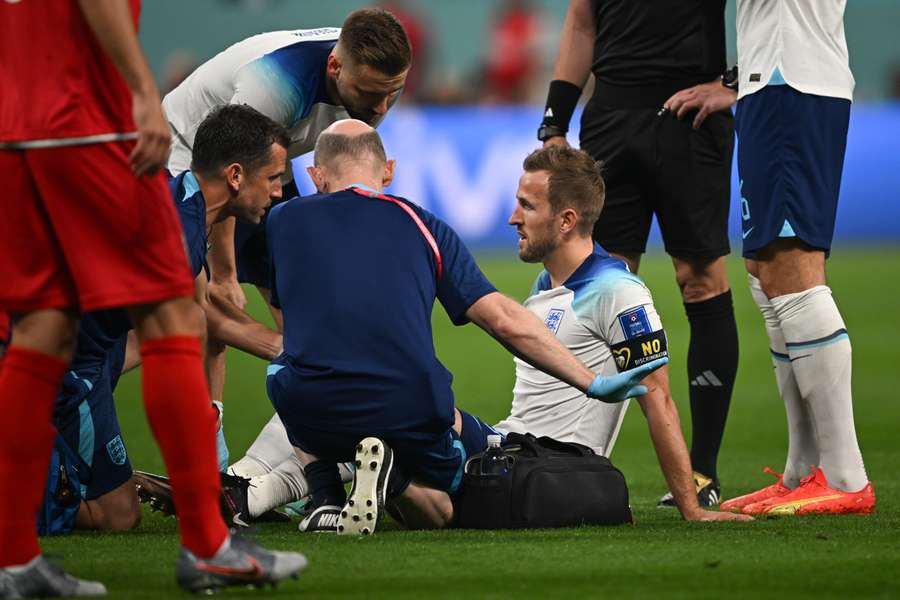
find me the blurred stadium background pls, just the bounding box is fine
[139,0,900,250]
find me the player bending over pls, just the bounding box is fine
[263,119,665,534]
[162,10,411,465]
[35,105,292,537]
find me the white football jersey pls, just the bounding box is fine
[736,0,853,101]
[494,246,666,456]
[163,28,390,178]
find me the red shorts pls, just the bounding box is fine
[0,142,194,313]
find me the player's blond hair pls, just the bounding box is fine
[340,8,412,75]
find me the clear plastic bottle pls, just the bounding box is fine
[479,434,509,476]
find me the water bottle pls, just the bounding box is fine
[479,434,509,476]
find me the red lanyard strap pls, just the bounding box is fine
[350,187,443,282]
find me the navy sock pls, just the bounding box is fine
[685,290,738,480]
[304,460,346,508]
[457,409,500,456]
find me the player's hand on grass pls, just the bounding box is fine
[130,88,171,176]
[209,277,247,311]
[586,357,668,403]
[663,80,737,130]
[687,509,754,523]
[542,135,570,149]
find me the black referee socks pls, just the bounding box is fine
[684,290,739,481]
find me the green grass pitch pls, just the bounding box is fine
[42,247,900,598]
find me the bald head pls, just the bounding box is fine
[313,119,387,177]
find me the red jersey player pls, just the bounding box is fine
[0,1,305,596]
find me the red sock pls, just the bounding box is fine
[140,336,227,558]
[0,347,67,566]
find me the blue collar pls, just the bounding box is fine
[345,183,381,195]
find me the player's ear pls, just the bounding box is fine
[382,159,395,188]
[326,51,342,80]
[306,165,327,193]
[559,208,578,235]
[224,163,242,192]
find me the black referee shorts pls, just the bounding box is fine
[580,105,734,259]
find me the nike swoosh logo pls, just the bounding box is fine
[232,512,249,527]
[789,354,812,362]
[742,227,754,239]
[195,556,263,580]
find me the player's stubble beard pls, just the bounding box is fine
[518,223,559,263]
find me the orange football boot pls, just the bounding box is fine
[743,466,875,516]
[720,467,790,513]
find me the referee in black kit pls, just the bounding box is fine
[538,0,740,507]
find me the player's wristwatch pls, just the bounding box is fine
[722,66,739,92]
[537,124,567,142]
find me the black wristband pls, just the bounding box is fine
[541,80,582,131]
[722,65,739,92]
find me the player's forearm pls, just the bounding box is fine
[208,217,239,281]
[552,0,596,87]
[637,379,703,520]
[76,0,157,96]
[205,303,282,361]
[470,293,595,392]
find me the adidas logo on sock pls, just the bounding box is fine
[544,107,554,118]
[690,370,722,387]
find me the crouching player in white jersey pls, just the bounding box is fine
[494,146,749,522]
[717,0,874,516]
[162,8,411,473]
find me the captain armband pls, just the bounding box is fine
[609,330,668,373]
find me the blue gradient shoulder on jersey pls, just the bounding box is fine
[170,171,208,277]
[530,270,552,296]
[567,244,643,320]
[245,39,337,126]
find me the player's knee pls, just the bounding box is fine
[104,504,142,531]
[131,296,206,340]
[434,499,454,528]
[673,258,728,303]
[100,488,142,531]
[10,309,79,361]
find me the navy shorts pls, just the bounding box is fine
[735,85,850,258]
[55,334,131,500]
[581,105,734,259]
[267,363,499,493]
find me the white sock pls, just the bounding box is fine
[338,462,354,483]
[771,285,867,492]
[749,275,816,487]
[228,413,295,478]
[247,454,309,518]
